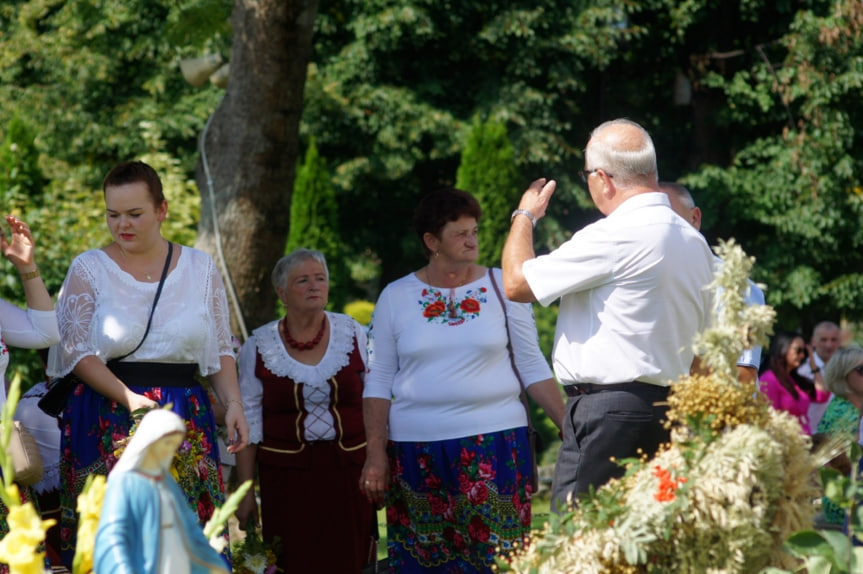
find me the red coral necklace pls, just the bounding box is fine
[282,317,326,350]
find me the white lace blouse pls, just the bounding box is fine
[238,312,368,444]
[46,246,233,378]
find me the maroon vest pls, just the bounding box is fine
[256,336,367,469]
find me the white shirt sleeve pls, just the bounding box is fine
[238,336,264,445]
[0,299,59,349]
[522,224,616,307]
[506,298,554,386]
[363,286,396,400]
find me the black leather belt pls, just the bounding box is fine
[563,382,666,396]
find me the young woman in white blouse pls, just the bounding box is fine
[46,161,248,566]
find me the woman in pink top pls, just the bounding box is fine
[759,331,830,433]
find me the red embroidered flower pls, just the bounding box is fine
[460,298,480,313]
[425,473,442,490]
[466,481,489,505]
[423,301,446,318]
[468,515,491,542]
[459,448,476,467]
[429,493,448,515]
[477,460,495,480]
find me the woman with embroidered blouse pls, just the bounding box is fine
[46,161,248,566]
[235,248,374,573]
[360,188,565,573]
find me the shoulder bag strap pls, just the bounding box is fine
[487,268,534,433]
[113,241,174,362]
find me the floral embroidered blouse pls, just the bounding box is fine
[364,267,552,442]
[46,246,233,378]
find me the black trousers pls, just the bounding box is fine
[551,383,670,512]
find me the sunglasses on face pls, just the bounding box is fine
[790,346,806,354]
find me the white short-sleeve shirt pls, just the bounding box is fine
[523,192,714,386]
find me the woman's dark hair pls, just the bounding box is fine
[767,331,815,400]
[103,161,165,206]
[413,188,482,258]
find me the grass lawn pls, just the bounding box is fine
[374,490,553,561]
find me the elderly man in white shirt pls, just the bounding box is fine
[502,119,715,511]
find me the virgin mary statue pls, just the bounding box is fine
[93,409,228,574]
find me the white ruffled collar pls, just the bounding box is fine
[253,311,356,389]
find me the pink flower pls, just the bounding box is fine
[466,481,489,505]
[477,460,495,480]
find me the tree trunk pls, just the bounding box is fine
[195,0,318,339]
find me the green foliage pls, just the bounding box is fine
[287,138,350,311]
[0,115,45,210]
[680,0,863,329]
[455,116,521,267]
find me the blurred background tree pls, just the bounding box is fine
[455,116,522,268]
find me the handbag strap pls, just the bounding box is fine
[113,241,174,362]
[487,268,535,433]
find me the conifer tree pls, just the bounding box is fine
[455,117,521,267]
[287,138,348,310]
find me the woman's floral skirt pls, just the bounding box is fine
[386,427,532,573]
[58,380,224,566]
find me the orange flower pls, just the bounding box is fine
[424,301,446,318]
[653,464,687,503]
[460,298,480,313]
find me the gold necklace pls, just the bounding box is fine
[119,241,166,281]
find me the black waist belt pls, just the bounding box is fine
[107,361,199,388]
[564,382,668,396]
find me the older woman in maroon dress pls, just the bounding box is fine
[235,248,374,573]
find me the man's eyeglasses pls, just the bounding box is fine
[578,169,613,183]
[850,365,863,376]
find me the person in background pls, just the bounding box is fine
[659,182,765,382]
[502,119,714,511]
[362,188,564,572]
[759,331,828,434]
[0,215,60,574]
[799,321,842,431]
[236,249,375,574]
[46,160,248,565]
[813,346,863,528]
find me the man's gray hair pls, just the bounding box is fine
[823,345,863,399]
[585,118,657,188]
[271,248,330,291]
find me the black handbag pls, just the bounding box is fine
[487,268,541,492]
[38,243,173,417]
